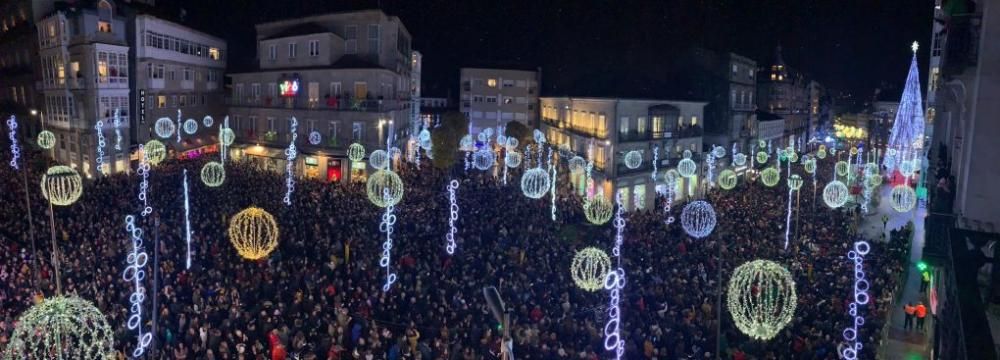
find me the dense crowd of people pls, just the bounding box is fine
[0,144,909,359]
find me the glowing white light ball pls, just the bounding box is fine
[788,174,803,191]
[37,130,56,149]
[836,161,849,177]
[144,139,167,165]
[584,195,614,225]
[309,131,322,145]
[817,148,827,159]
[220,128,235,146]
[521,167,551,199]
[569,156,586,174]
[677,158,697,178]
[681,200,716,238]
[348,143,366,162]
[507,137,519,148]
[369,149,389,170]
[40,165,83,206]
[683,149,693,159]
[203,115,214,127]
[713,146,726,158]
[183,119,198,134]
[733,153,747,166]
[718,169,737,190]
[366,170,404,207]
[154,117,175,138]
[4,295,115,360]
[418,129,432,150]
[533,129,546,143]
[899,160,915,177]
[473,149,496,170]
[505,151,522,168]
[756,151,769,164]
[823,180,850,208]
[804,158,817,174]
[761,167,780,187]
[201,161,225,187]
[228,207,280,260]
[571,247,611,292]
[460,134,474,150]
[890,185,917,212]
[624,150,642,169]
[727,259,797,341]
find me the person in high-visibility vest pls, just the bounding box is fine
[915,301,928,332]
[903,302,915,331]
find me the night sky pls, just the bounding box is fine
[165,0,933,103]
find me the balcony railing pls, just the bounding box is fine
[618,125,702,142]
[229,97,408,113]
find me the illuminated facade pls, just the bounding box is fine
[460,67,540,133]
[757,45,810,147]
[228,10,414,183]
[539,97,706,211]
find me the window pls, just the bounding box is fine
[367,24,380,55]
[732,64,738,74]
[354,82,367,99]
[330,82,342,97]
[168,67,175,80]
[209,47,220,60]
[156,95,166,108]
[652,116,664,136]
[487,78,497,88]
[267,83,277,98]
[251,83,261,100]
[691,116,698,126]
[267,117,276,132]
[147,63,164,79]
[352,122,363,141]
[633,185,646,210]
[345,25,358,54]
[268,44,276,60]
[731,90,737,105]
[288,42,297,58]
[619,117,629,136]
[503,79,514,88]
[309,40,319,57]
[207,70,217,83]
[183,67,191,81]
[503,97,513,104]
[637,116,646,135]
[307,119,316,132]
[329,121,339,142]
[308,82,319,106]
[179,94,187,107]
[486,96,497,103]
[473,95,483,103]
[97,0,112,32]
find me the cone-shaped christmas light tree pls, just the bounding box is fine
[884,42,926,172]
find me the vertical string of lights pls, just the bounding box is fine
[175,109,182,143]
[445,180,459,254]
[548,146,556,221]
[663,176,675,225]
[604,192,626,359]
[861,149,872,214]
[123,215,152,357]
[283,117,298,206]
[651,146,659,181]
[182,169,193,269]
[706,152,716,186]
[784,160,793,249]
[114,108,122,151]
[840,240,870,360]
[221,116,229,165]
[95,120,106,175]
[379,188,398,291]
[6,115,20,170]
[137,144,152,217]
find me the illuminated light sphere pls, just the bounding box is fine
[37,130,56,149]
[664,169,680,183]
[505,151,522,168]
[558,143,573,158]
[369,149,389,170]
[227,207,280,260]
[787,174,804,191]
[733,153,747,166]
[418,129,432,150]
[200,161,225,187]
[459,134,474,150]
[366,170,404,207]
[683,149,693,159]
[713,146,726,158]
[823,180,850,208]
[804,158,817,174]
[681,200,717,239]
[819,144,827,152]
[817,148,827,159]
[3,295,115,360]
[144,139,167,165]
[777,149,788,162]
[761,167,780,187]
[496,134,507,147]
[221,128,235,146]
[40,165,83,206]
[864,163,879,178]
[477,132,488,143]
[727,259,797,341]
[850,147,859,156]
[571,247,612,292]
[759,140,767,149]
[389,147,402,161]
[154,117,175,138]
[348,143,366,162]
[890,185,917,212]
[677,158,697,178]
[507,137,519,148]
[183,118,198,134]
[584,195,614,225]
[203,115,214,127]
[308,131,322,145]
[472,149,496,170]
[865,174,883,188]
[520,167,551,199]
[533,129,546,143]
[835,161,849,177]
[718,169,737,190]
[569,156,586,174]
[888,148,897,156]
[624,150,642,169]
[787,151,799,163]
[899,160,915,177]
[483,127,494,138]
[756,151,769,164]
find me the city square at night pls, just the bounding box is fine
[0,0,996,359]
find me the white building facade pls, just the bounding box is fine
[460,67,539,133]
[540,97,706,211]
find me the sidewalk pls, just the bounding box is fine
[867,186,932,359]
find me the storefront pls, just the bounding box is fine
[178,144,220,160]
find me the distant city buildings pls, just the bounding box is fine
[0,0,45,135]
[227,9,415,182]
[757,45,810,148]
[539,97,706,211]
[681,48,758,153]
[460,67,539,133]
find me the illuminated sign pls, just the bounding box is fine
[279,79,300,97]
[139,89,146,123]
[305,157,318,166]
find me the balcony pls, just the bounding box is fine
[618,125,702,142]
[229,97,408,113]
[942,14,982,79]
[150,78,165,89]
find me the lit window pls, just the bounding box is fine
[487,78,497,88]
[777,75,783,81]
[156,95,166,108]
[208,47,220,60]
[691,116,698,126]
[770,73,776,81]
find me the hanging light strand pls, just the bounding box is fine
[840,241,871,360]
[114,108,122,151]
[283,117,298,206]
[446,180,459,254]
[604,192,626,359]
[95,120,106,174]
[123,215,153,357]
[7,115,19,170]
[379,188,398,291]
[137,144,152,217]
[183,169,193,269]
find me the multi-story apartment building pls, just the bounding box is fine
[228,10,414,182]
[870,98,899,149]
[757,46,810,148]
[0,0,48,135]
[460,67,539,133]
[36,0,131,177]
[540,97,706,211]
[754,110,785,145]
[680,48,757,152]
[130,14,226,157]
[421,97,449,109]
